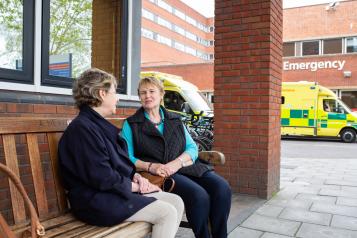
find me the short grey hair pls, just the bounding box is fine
[72,68,117,108]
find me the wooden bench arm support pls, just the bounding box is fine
[198,151,225,165]
[0,163,45,238]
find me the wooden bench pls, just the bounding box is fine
[0,117,225,238]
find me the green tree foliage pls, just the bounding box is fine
[0,0,92,77]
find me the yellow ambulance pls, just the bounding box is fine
[281,81,357,142]
[140,71,213,116]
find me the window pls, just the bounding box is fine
[323,99,347,114]
[42,0,93,87]
[283,42,295,57]
[158,0,172,13]
[209,40,214,46]
[209,26,214,32]
[173,9,185,20]
[174,25,185,36]
[164,90,186,112]
[302,41,320,56]
[341,91,357,111]
[174,41,185,52]
[142,9,154,21]
[157,34,171,47]
[142,28,154,40]
[186,31,196,41]
[42,0,128,92]
[157,17,172,29]
[346,37,357,53]
[186,16,197,26]
[323,38,342,54]
[209,54,214,60]
[185,46,196,56]
[0,0,34,84]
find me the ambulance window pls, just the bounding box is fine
[164,91,186,111]
[324,99,345,114]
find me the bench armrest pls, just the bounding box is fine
[198,151,225,166]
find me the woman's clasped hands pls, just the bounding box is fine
[132,173,161,194]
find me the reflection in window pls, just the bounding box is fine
[323,38,342,54]
[49,0,92,78]
[341,91,357,111]
[346,37,357,53]
[185,46,196,56]
[173,8,185,20]
[0,0,23,70]
[174,41,185,51]
[283,42,295,57]
[302,41,319,56]
[174,25,185,36]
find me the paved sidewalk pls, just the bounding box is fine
[230,157,357,238]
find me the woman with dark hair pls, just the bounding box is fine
[58,68,184,238]
[121,76,232,238]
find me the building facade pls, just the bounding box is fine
[140,0,214,67]
[283,0,357,110]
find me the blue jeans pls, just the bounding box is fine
[171,171,231,238]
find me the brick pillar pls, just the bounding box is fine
[214,0,282,199]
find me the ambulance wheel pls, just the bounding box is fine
[341,128,356,143]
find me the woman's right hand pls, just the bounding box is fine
[149,163,170,177]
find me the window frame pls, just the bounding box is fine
[302,40,320,56]
[346,36,357,54]
[41,0,129,93]
[0,0,34,84]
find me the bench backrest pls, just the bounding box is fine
[0,117,124,226]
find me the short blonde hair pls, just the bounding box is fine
[138,77,164,95]
[72,68,117,108]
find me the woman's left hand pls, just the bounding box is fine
[133,173,150,192]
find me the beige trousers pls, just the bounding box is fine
[125,191,184,238]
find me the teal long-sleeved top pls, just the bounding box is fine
[121,108,198,164]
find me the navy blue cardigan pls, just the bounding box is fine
[58,105,155,226]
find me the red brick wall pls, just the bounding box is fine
[283,0,357,41]
[142,63,214,91]
[214,0,282,199]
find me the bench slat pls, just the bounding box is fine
[0,118,70,134]
[52,225,100,238]
[47,133,67,213]
[3,134,27,223]
[26,134,49,217]
[43,220,87,238]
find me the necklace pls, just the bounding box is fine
[152,119,163,126]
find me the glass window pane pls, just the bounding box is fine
[346,37,357,53]
[158,0,172,13]
[49,0,92,78]
[341,91,357,111]
[323,38,342,54]
[142,28,154,40]
[174,9,185,20]
[174,41,185,51]
[174,25,185,35]
[157,34,171,47]
[186,16,196,26]
[186,31,196,41]
[142,9,154,21]
[302,41,319,56]
[157,17,171,29]
[283,42,295,57]
[0,0,23,70]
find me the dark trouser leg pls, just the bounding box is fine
[189,171,232,238]
[171,173,210,238]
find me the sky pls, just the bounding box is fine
[180,0,347,17]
